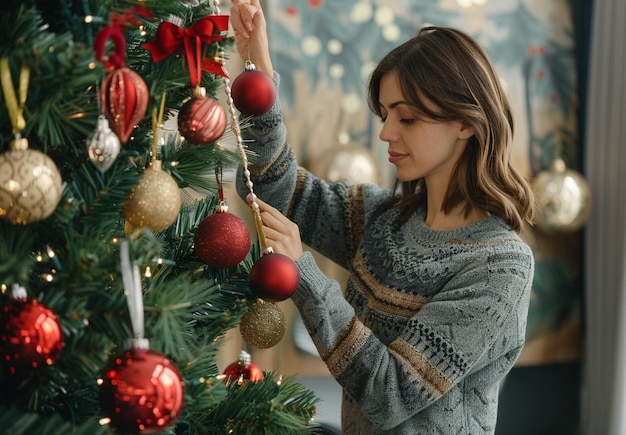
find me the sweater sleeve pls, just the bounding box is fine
[235,73,297,215]
[293,240,534,430]
[235,74,388,268]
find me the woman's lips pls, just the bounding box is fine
[388,152,408,164]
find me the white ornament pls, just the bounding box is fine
[88,115,121,172]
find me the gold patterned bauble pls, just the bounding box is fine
[0,138,63,225]
[123,161,182,232]
[532,158,592,233]
[239,299,286,349]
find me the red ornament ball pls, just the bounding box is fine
[99,347,184,434]
[178,94,227,145]
[0,297,63,374]
[195,211,251,269]
[223,350,264,387]
[101,67,149,144]
[249,253,300,302]
[231,70,276,116]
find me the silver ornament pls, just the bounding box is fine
[532,157,592,233]
[88,115,121,172]
[310,146,379,185]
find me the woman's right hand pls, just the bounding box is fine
[229,0,274,77]
[247,195,304,262]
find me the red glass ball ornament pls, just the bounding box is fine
[0,297,63,374]
[194,211,251,269]
[178,94,227,145]
[231,70,276,116]
[101,67,149,144]
[99,347,184,434]
[249,253,300,302]
[223,350,264,386]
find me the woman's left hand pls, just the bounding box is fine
[249,195,303,261]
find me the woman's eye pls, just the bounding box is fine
[400,118,415,125]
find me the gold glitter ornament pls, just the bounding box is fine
[239,299,286,349]
[0,137,63,225]
[123,160,182,232]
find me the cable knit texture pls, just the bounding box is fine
[236,74,534,434]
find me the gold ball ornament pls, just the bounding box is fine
[239,299,286,349]
[0,138,63,225]
[123,161,182,232]
[532,158,592,233]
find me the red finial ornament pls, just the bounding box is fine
[94,26,149,143]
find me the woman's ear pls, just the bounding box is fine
[457,122,475,140]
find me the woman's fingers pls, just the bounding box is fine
[230,1,258,36]
[248,196,303,260]
[229,0,273,75]
[253,197,288,229]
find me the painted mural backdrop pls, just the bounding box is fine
[266,0,581,365]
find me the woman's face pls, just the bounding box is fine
[378,71,473,186]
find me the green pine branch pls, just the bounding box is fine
[201,373,321,435]
[0,1,320,433]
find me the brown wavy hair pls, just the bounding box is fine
[367,26,534,232]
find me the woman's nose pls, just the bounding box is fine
[379,120,394,142]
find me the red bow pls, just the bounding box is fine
[143,15,229,85]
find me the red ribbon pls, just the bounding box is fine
[94,7,154,71]
[94,26,127,70]
[110,6,153,30]
[143,15,229,85]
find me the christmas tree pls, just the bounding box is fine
[0,0,318,433]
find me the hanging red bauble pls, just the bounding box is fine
[249,253,300,302]
[231,68,276,116]
[94,26,149,144]
[99,346,184,434]
[100,67,149,144]
[0,296,63,374]
[223,350,264,387]
[178,87,227,145]
[194,208,251,269]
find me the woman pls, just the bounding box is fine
[230,1,535,433]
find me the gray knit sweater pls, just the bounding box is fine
[236,76,534,435]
